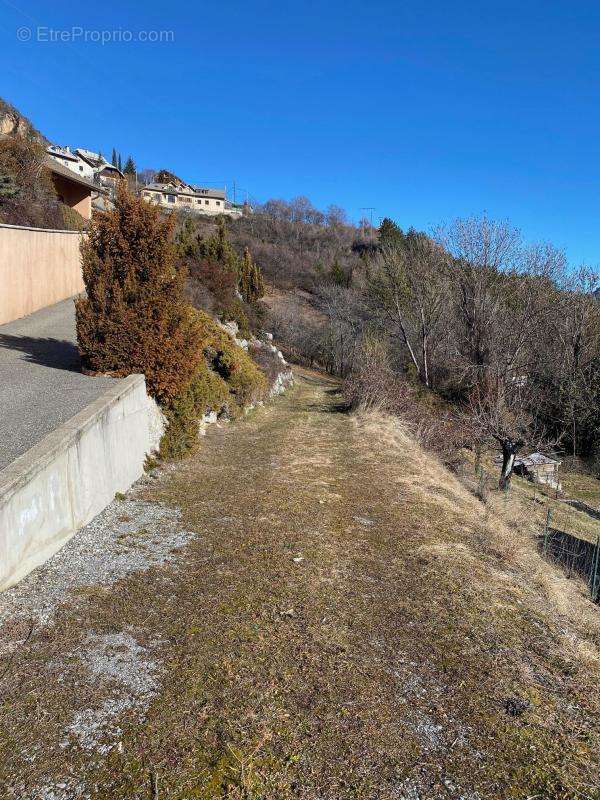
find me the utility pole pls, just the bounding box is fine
[359,207,375,239]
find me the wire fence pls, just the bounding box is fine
[473,463,600,604]
[540,508,600,603]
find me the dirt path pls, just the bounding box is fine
[1,369,599,799]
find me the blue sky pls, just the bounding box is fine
[1,1,600,264]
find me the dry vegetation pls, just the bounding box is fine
[1,369,599,799]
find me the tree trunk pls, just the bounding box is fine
[498,438,521,491]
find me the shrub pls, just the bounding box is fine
[159,311,268,459]
[194,309,268,414]
[75,182,204,405]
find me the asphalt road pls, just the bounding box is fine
[0,299,117,471]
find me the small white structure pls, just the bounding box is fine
[513,452,561,491]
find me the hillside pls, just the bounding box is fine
[1,369,599,798]
[0,98,48,142]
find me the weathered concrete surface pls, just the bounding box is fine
[0,298,118,470]
[0,375,158,591]
[0,223,84,325]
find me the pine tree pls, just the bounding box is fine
[75,182,203,405]
[111,147,118,167]
[378,217,405,249]
[118,153,122,172]
[123,156,136,175]
[0,173,18,198]
[238,247,265,304]
[329,259,348,287]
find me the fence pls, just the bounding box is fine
[0,223,84,324]
[540,508,600,603]
[474,462,600,604]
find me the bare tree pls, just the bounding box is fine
[369,233,449,387]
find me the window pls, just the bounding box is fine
[205,200,209,205]
[167,194,176,203]
[79,166,84,171]
[216,200,221,206]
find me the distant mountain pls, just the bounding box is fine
[0,97,48,143]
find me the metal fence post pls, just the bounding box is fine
[590,536,600,603]
[543,508,552,556]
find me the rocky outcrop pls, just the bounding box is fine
[0,98,48,142]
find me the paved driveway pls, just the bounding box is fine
[0,299,118,471]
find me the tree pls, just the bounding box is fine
[378,217,405,249]
[369,232,448,387]
[123,156,136,175]
[466,377,549,491]
[118,153,122,172]
[238,247,265,305]
[111,147,118,168]
[75,182,203,405]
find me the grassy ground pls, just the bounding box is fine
[474,455,600,545]
[1,368,600,799]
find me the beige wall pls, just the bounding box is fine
[0,224,84,325]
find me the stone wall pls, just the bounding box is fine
[0,223,84,325]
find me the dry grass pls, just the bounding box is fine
[1,368,599,799]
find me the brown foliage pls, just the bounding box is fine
[75,182,203,405]
[0,136,80,229]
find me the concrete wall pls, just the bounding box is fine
[0,224,84,325]
[0,375,162,592]
[51,174,92,220]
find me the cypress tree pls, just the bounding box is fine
[111,147,118,167]
[75,182,203,405]
[239,247,265,304]
[118,153,122,172]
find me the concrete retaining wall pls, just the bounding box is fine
[0,223,84,325]
[0,375,161,591]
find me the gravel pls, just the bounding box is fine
[0,486,196,632]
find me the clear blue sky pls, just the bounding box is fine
[1,0,600,264]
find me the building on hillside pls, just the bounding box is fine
[141,182,243,217]
[75,149,123,195]
[513,452,561,491]
[45,157,106,220]
[47,146,124,202]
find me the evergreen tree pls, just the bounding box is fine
[123,156,136,175]
[329,259,348,286]
[111,147,118,168]
[0,173,19,199]
[378,217,405,250]
[238,247,265,305]
[118,153,122,172]
[75,182,203,405]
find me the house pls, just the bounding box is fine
[47,146,124,197]
[513,452,561,491]
[141,182,242,217]
[47,145,94,179]
[45,157,106,220]
[75,149,123,195]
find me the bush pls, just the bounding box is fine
[194,310,268,414]
[159,311,268,459]
[75,182,204,406]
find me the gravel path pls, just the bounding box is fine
[0,299,117,469]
